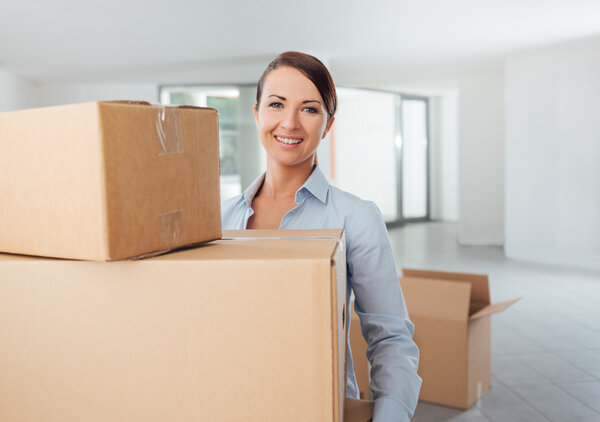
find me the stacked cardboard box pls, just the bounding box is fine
[350,269,518,409]
[0,102,373,421]
[0,101,221,260]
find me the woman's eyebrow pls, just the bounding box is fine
[266,95,321,105]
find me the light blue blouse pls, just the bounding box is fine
[221,165,422,422]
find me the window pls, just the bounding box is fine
[160,86,242,200]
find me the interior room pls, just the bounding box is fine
[1,1,599,421]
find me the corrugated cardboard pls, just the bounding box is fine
[400,268,519,409]
[0,101,221,261]
[0,230,348,422]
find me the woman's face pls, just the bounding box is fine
[254,66,334,168]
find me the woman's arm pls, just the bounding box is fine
[347,201,422,422]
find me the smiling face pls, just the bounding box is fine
[254,66,334,169]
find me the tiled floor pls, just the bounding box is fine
[387,222,600,422]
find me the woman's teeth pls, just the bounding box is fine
[276,136,303,145]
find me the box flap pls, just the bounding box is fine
[469,298,520,320]
[403,268,490,310]
[222,229,345,260]
[399,277,472,321]
[153,239,338,262]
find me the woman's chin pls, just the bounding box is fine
[267,152,316,169]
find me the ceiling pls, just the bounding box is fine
[2,0,600,85]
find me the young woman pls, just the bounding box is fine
[221,51,421,422]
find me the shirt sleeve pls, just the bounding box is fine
[346,201,422,422]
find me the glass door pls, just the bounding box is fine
[399,96,430,221]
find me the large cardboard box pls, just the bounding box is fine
[0,230,352,422]
[0,101,221,261]
[400,269,519,409]
[349,269,518,409]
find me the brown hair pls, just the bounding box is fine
[256,51,337,120]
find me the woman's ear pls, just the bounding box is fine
[322,116,335,139]
[253,104,259,126]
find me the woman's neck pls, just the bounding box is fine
[260,157,315,200]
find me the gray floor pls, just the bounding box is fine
[387,222,600,422]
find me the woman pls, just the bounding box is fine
[222,51,421,422]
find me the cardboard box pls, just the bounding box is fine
[400,269,519,409]
[0,101,221,261]
[349,269,518,409]
[0,230,349,422]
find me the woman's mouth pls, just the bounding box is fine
[276,135,303,145]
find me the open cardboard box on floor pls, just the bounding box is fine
[0,101,221,261]
[402,269,519,409]
[350,268,518,410]
[0,229,372,422]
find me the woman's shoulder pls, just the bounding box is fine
[221,193,245,211]
[327,185,382,220]
[324,186,388,251]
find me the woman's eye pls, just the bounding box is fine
[268,102,283,108]
[303,107,318,113]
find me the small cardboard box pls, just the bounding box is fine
[400,268,519,409]
[0,101,221,261]
[0,230,349,422]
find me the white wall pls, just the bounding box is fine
[333,89,398,221]
[36,83,158,107]
[0,73,157,112]
[505,46,600,270]
[0,69,37,112]
[458,72,505,245]
[429,93,459,221]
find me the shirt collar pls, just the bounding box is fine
[301,165,329,203]
[242,172,265,208]
[241,165,330,208]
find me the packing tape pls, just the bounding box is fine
[155,105,183,155]
[221,235,345,252]
[158,209,184,248]
[476,381,483,407]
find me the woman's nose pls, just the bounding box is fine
[281,109,300,130]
